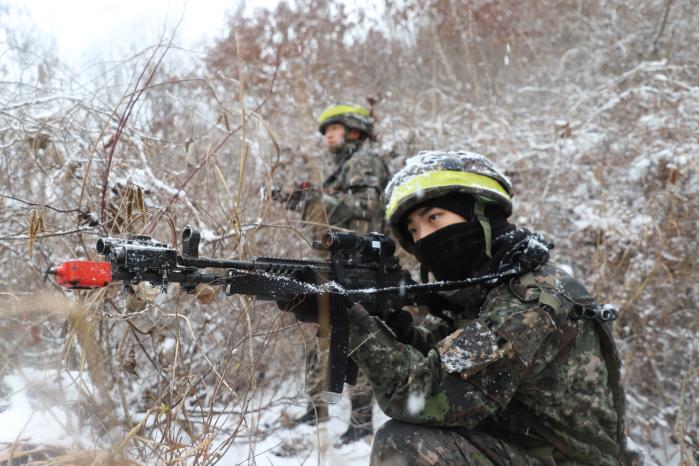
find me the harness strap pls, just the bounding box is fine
[594,320,634,464]
[322,145,359,188]
[474,202,492,258]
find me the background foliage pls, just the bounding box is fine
[0,0,697,463]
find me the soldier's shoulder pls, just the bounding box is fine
[347,144,390,173]
[511,263,597,329]
[530,263,595,306]
[482,263,594,324]
[351,143,384,161]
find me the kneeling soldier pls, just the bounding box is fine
[337,151,640,465]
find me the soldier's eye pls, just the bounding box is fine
[428,213,440,222]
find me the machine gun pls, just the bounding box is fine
[50,226,576,401]
[51,226,408,402]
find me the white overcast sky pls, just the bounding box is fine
[7,0,279,68]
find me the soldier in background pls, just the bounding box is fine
[292,103,390,444]
[317,151,641,464]
[301,103,388,239]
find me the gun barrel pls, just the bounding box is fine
[96,237,125,255]
[96,235,171,256]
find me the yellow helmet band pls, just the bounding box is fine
[318,104,370,124]
[386,170,512,222]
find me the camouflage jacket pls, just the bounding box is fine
[303,141,389,235]
[348,263,633,465]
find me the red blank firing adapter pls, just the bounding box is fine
[53,261,112,289]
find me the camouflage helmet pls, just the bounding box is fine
[318,103,374,138]
[385,150,513,252]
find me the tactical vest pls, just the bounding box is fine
[510,271,642,466]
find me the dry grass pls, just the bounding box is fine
[1,0,698,464]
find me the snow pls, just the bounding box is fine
[216,390,389,465]
[628,155,652,182]
[557,263,575,277]
[0,370,383,464]
[629,214,653,229]
[405,392,425,416]
[161,336,176,353]
[571,204,609,232]
[384,150,512,199]
[2,1,698,462]
[0,369,95,448]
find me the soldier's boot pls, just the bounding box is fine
[337,423,373,445]
[294,403,328,425]
[337,397,373,445]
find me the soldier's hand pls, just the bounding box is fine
[385,309,415,344]
[347,302,372,333]
[276,294,320,323]
[286,189,306,210]
[270,186,286,202]
[270,182,316,210]
[276,266,322,323]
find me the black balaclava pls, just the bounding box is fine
[409,194,513,281]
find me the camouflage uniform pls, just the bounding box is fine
[301,138,390,434]
[348,262,637,465]
[303,140,389,238]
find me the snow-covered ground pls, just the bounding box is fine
[1,1,697,464]
[219,397,380,465]
[0,369,384,464]
[0,368,96,448]
[0,368,685,465]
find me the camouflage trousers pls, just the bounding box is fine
[370,420,546,466]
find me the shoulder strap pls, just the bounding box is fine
[509,272,636,461]
[322,145,358,188]
[593,320,641,465]
[512,273,565,322]
[322,160,349,188]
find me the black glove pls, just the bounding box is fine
[277,294,321,323]
[276,266,356,324]
[278,293,357,324]
[385,309,415,344]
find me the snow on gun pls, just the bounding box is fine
[48,226,407,402]
[48,226,405,307]
[49,230,221,293]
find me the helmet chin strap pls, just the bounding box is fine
[474,201,492,258]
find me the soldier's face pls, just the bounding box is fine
[323,123,345,150]
[406,207,467,243]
